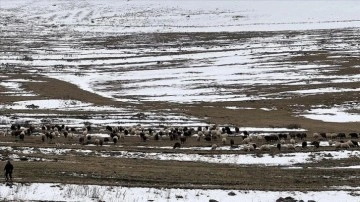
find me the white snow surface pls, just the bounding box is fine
[1,0,360,123]
[1,183,360,202]
[2,0,360,32]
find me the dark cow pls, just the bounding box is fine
[235,127,240,133]
[173,142,181,149]
[320,132,327,139]
[204,135,212,142]
[349,133,358,139]
[351,140,359,147]
[311,141,320,148]
[338,133,346,139]
[302,141,307,148]
[278,133,288,140]
[296,133,307,140]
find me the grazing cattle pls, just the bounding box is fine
[302,141,307,148]
[350,140,359,147]
[311,141,320,148]
[289,132,296,139]
[349,133,358,139]
[337,133,346,139]
[106,125,113,132]
[204,136,212,141]
[224,126,232,134]
[79,136,85,144]
[113,136,118,144]
[183,131,191,137]
[180,136,186,144]
[296,133,307,140]
[139,132,147,142]
[235,127,240,133]
[173,142,181,149]
[320,132,327,139]
[19,132,25,141]
[264,135,279,142]
[278,133,287,140]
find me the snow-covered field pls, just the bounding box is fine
[1,0,360,201]
[1,183,360,202]
[1,0,360,124]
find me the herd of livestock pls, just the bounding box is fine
[0,123,359,151]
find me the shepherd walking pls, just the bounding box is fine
[4,160,13,182]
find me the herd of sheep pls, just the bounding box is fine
[0,123,359,152]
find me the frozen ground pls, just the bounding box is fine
[1,0,360,201]
[1,183,360,202]
[1,0,360,123]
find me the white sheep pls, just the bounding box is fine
[119,133,125,140]
[282,144,296,150]
[242,137,252,144]
[335,141,350,149]
[221,137,227,145]
[243,144,255,151]
[204,130,210,136]
[215,130,222,138]
[259,144,271,151]
[346,140,354,147]
[221,133,228,139]
[94,138,100,146]
[330,133,338,139]
[82,129,88,136]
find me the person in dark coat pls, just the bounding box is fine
[4,160,13,182]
